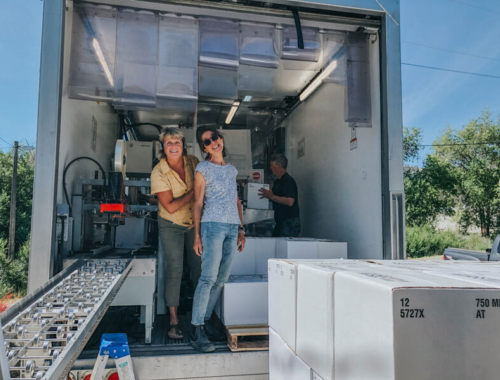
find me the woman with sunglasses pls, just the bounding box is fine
[151,127,200,341]
[189,126,246,352]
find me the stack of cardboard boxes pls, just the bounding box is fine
[268,258,500,380]
[216,238,348,326]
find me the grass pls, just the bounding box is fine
[406,225,493,258]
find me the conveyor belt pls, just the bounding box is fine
[1,259,132,380]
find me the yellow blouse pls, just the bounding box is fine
[150,154,199,228]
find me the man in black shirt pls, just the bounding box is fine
[258,154,301,237]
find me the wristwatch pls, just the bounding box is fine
[238,226,245,235]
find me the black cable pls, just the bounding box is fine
[402,63,500,80]
[445,0,500,16]
[0,136,13,147]
[420,142,500,147]
[402,41,500,63]
[63,157,107,215]
[119,114,128,142]
[291,8,304,50]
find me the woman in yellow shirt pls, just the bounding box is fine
[151,127,200,340]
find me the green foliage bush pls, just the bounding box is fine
[0,237,30,297]
[406,225,493,258]
[0,149,34,297]
[0,150,34,251]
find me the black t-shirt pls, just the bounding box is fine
[272,172,300,224]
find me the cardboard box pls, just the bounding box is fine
[366,260,500,278]
[217,275,268,326]
[269,327,312,380]
[276,238,347,260]
[295,261,372,375]
[268,259,298,351]
[333,270,500,380]
[230,237,256,275]
[312,372,324,380]
[269,259,367,353]
[426,269,500,287]
[231,238,277,275]
[255,238,277,275]
[245,183,270,210]
[317,239,347,259]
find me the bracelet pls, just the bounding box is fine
[238,226,245,235]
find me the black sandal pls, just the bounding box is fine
[168,324,184,340]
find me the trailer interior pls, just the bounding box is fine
[13,0,395,378]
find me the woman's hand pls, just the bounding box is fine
[193,235,203,257]
[237,232,246,252]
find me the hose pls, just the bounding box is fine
[63,157,107,215]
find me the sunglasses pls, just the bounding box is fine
[203,132,220,147]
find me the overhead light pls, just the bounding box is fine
[243,95,253,102]
[299,59,338,102]
[225,101,241,125]
[92,38,114,87]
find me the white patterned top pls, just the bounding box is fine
[195,161,241,225]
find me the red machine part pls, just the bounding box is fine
[100,204,125,214]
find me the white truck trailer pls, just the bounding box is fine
[2,0,404,379]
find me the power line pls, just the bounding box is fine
[401,63,500,80]
[402,41,500,63]
[420,142,500,147]
[446,0,500,16]
[0,136,13,147]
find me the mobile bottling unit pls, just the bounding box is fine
[21,0,403,378]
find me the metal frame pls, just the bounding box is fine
[2,261,86,326]
[378,8,405,259]
[390,191,406,260]
[30,0,403,291]
[0,319,11,380]
[2,260,132,380]
[28,0,66,293]
[79,0,381,30]
[71,179,154,252]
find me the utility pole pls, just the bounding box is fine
[8,141,19,258]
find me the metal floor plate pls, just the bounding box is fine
[78,310,229,359]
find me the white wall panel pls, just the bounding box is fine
[285,39,382,259]
[58,1,118,204]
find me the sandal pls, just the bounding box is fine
[168,324,184,340]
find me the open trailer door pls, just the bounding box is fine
[28,0,404,292]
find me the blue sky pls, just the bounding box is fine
[0,0,499,159]
[0,1,43,150]
[401,0,500,164]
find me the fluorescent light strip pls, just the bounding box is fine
[92,38,114,87]
[225,101,241,125]
[299,60,338,102]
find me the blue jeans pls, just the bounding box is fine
[191,222,239,326]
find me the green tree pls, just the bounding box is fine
[404,156,456,226]
[433,110,500,237]
[403,127,456,226]
[403,126,422,163]
[0,148,35,251]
